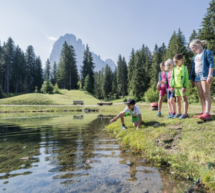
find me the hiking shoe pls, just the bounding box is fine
[179,114,189,119]
[122,125,127,130]
[193,113,204,118]
[172,113,181,119]
[166,113,173,119]
[157,111,162,117]
[166,114,172,119]
[170,113,176,118]
[199,113,212,120]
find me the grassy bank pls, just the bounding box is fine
[105,104,215,191]
[0,90,100,105]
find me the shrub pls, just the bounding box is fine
[53,83,60,94]
[187,94,199,104]
[144,87,159,103]
[41,80,54,94]
[34,86,39,93]
[123,97,127,102]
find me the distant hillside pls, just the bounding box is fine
[49,34,116,72]
[0,90,100,105]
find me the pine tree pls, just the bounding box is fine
[12,46,23,93]
[165,31,178,60]
[51,61,57,85]
[69,45,78,90]
[83,74,90,92]
[35,57,43,91]
[112,67,118,98]
[166,29,191,70]
[127,49,135,95]
[117,55,123,97]
[132,51,145,98]
[103,64,112,98]
[150,45,162,89]
[2,38,15,93]
[81,45,95,94]
[25,45,36,93]
[122,57,128,96]
[57,42,78,90]
[159,43,167,61]
[45,59,51,80]
[189,30,198,42]
[199,0,215,55]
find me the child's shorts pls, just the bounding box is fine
[159,87,167,96]
[124,111,139,122]
[167,90,175,99]
[175,88,187,97]
[195,72,207,82]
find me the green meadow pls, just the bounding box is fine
[106,103,215,191]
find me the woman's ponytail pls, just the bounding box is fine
[200,40,208,46]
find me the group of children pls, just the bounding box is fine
[110,39,214,130]
[157,54,189,119]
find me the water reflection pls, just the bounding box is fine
[0,114,197,193]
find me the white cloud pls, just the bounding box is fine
[47,36,57,41]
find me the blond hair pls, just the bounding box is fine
[189,39,208,49]
[165,59,174,67]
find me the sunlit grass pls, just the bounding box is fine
[105,103,215,191]
[0,90,100,105]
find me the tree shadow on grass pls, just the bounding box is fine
[142,121,166,127]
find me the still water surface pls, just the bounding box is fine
[0,114,199,193]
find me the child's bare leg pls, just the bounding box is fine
[176,96,181,114]
[201,80,212,113]
[133,121,138,127]
[182,96,189,115]
[168,99,172,113]
[158,96,164,111]
[120,114,125,125]
[170,97,176,113]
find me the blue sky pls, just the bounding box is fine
[0,0,211,66]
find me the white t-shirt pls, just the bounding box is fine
[195,50,204,73]
[123,105,141,116]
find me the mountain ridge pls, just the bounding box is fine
[49,33,116,72]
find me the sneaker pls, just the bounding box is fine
[179,114,189,119]
[166,113,173,119]
[170,113,176,118]
[172,113,181,119]
[193,113,204,118]
[122,125,127,130]
[199,113,212,120]
[157,111,162,117]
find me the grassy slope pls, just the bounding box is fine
[0,90,100,105]
[106,103,215,191]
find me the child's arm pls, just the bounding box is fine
[170,69,175,88]
[136,114,142,130]
[183,68,188,88]
[182,68,189,92]
[110,111,125,123]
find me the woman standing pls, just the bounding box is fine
[189,39,215,120]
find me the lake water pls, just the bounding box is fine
[0,113,202,193]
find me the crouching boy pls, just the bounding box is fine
[110,99,142,130]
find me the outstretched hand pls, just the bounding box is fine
[110,118,116,123]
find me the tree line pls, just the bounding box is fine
[0,38,43,93]
[1,0,215,101]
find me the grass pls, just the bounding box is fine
[0,90,100,105]
[105,103,215,192]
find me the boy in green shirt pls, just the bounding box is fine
[170,54,189,119]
